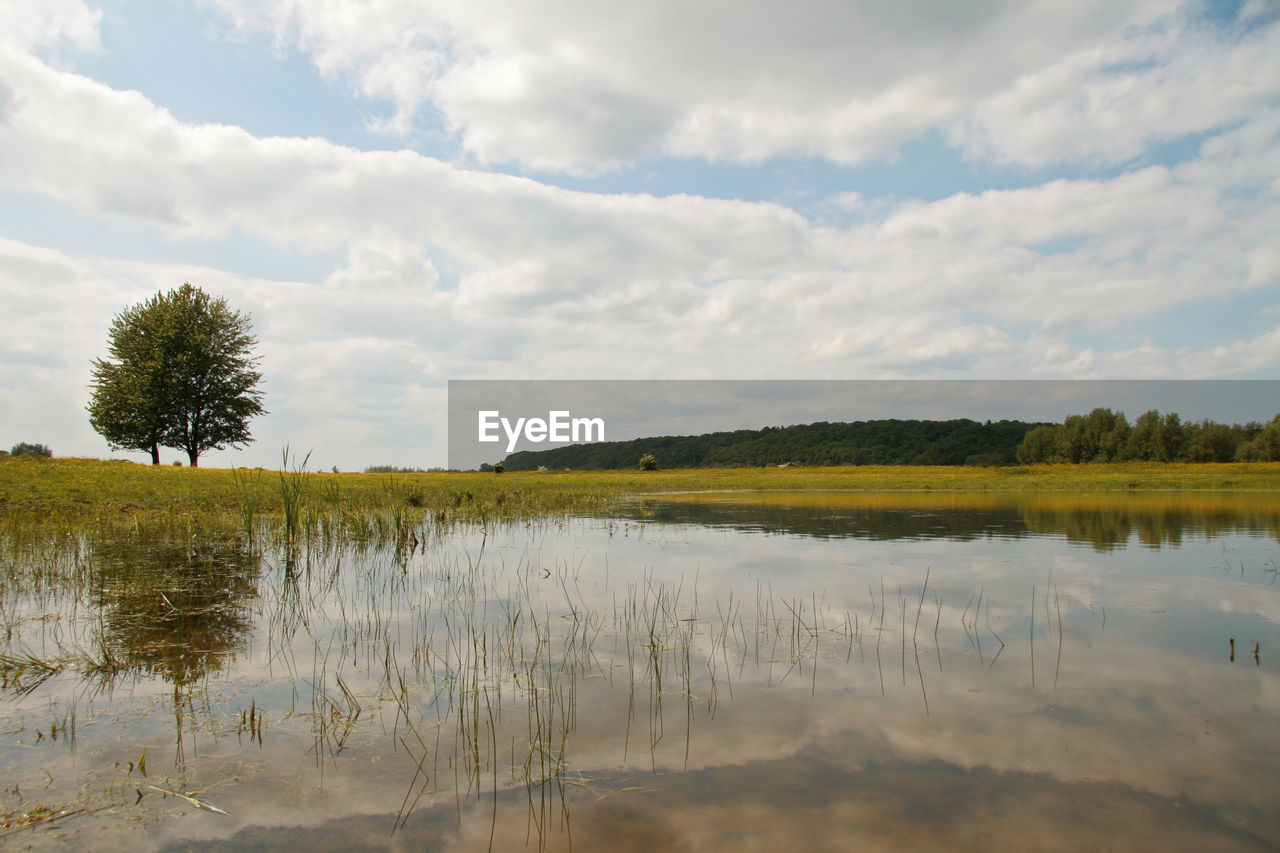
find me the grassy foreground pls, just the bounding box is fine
[3,456,1280,527]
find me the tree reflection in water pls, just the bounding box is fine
[91,534,261,766]
[617,491,1280,550]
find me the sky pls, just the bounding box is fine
[1,0,1278,471]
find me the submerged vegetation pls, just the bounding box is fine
[2,515,1030,844]
[1,456,1278,848]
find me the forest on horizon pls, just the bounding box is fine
[497,409,1280,471]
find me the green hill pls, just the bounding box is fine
[500,418,1047,470]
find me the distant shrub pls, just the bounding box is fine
[10,442,52,458]
[172,459,183,466]
[364,465,426,473]
[638,454,658,471]
[493,462,505,474]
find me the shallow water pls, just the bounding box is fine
[2,492,1279,850]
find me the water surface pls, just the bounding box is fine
[2,492,1278,850]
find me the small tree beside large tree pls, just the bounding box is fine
[88,283,266,467]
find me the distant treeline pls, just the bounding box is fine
[6,442,53,458]
[502,418,1045,470]
[1015,409,1280,463]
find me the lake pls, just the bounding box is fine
[2,491,1278,850]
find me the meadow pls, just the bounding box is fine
[4,455,1280,530]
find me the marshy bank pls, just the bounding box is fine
[2,462,1279,849]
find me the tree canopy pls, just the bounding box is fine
[502,418,1043,470]
[88,283,266,467]
[9,442,52,458]
[500,409,1280,471]
[1014,408,1280,463]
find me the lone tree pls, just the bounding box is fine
[88,283,266,467]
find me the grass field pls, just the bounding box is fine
[3,456,1280,529]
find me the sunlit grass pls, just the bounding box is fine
[2,456,1279,534]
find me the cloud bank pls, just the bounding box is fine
[0,1,1276,468]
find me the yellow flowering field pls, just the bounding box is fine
[3,456,1279,527]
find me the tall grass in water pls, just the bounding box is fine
[230,465,264,540]
[278,447,312,546]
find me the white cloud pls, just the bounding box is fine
[197,0,1277,172]
[0,0,100,55]
[3,213,1274,466]
[952,7,1280,167]
[1,15,1278,466]
[2,44,1275,339]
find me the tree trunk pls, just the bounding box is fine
[150,443,160,465]
[188,448,200,468]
